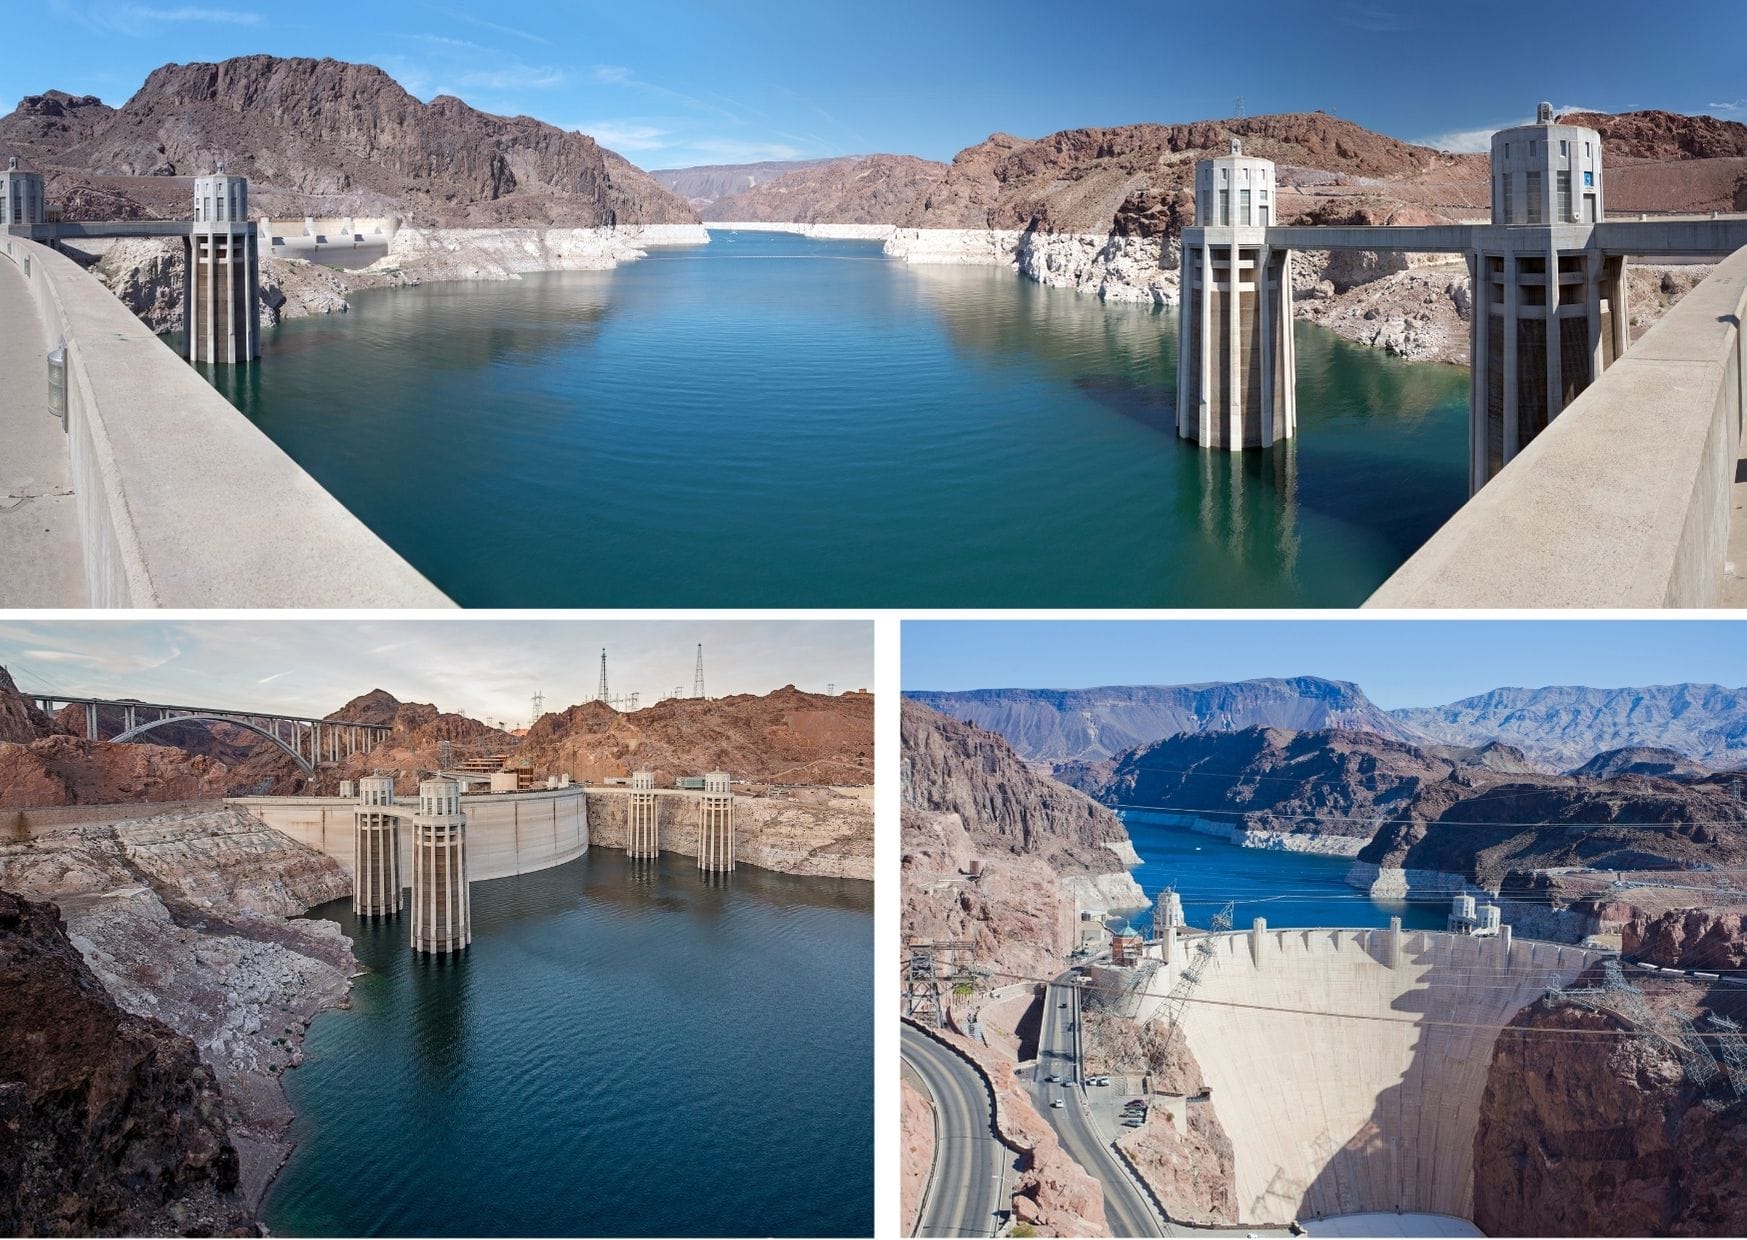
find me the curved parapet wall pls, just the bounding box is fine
[1368,244,1747,608]
[1143,927,1602,1226]
[228,787,586,884]
[0,235,450,607]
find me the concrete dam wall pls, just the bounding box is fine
[228,787,587,885]
[1138,927,1602,1226]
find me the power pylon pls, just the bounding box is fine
[693,643,705,699]
[597,649,609,702]
[531,691,544,727]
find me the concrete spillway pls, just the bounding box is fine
[1135,927,1601,1226]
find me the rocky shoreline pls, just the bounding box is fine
[0,806,356,1228]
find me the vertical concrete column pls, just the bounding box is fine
[1176,241,1194,439]
[85,703,96,740]
[1497,923,1514,969]
[1501,250,1520,465]
[1281,250,1297,437]
[1586,252,1603,377]
[1162,922,1177,965]
[1250,916,1267,965]
[1545,240,1562,435]
[1226,240,1242,448]
[697,771,734,872]
[352,776,402,916]
[1610,257,1631,361]
[1198,239,1213,446]
[1259,248,1275,445]
[628,770,659,858]
[1467,251,1486,494]
[1388,915,1402,970]
[411,778,470,954]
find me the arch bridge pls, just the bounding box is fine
[30,692,390,776]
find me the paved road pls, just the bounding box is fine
[901,1022,1009,1238]
[1031,976,1166,1238]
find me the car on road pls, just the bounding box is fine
[1050,1099,1065,1109]
[1059,1001,1068,1007]
[1045,1073,1060,1083]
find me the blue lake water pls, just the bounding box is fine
[1121,809,1448,932]
[196,229,1469,607]
[262,852,873,1237]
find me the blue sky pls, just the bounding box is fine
[902,620,1747,708]
[10,0,1746,169]
[0,620,871,727]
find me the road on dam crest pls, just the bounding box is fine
[900,1022,1011,1238]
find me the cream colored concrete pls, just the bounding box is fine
[1134,928,1601,1226]
[0,248,84,604]
[1368,244,1747,608]
[0,235,450,607]
[229,787,586,885]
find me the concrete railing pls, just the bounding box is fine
[1369,244,1747,608]
[0,235,451,607]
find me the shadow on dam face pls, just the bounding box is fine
[1157,927,1602,1226]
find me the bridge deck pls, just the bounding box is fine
[0,252,85,605]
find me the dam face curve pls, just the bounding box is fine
[1138,928,1602,1226]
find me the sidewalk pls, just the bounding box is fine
[0,254,86,605]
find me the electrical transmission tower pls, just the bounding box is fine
[1155,900,1235,1055]
[1235,95,1245,119]
[530,691,544,727]
[438,740,453,770]
[597,649,609,702]
[905,942,945,1027]
[827,682,835,696]
[693,643,705,700]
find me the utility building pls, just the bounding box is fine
[1177,138,1297,450]
[1111,921,1146,967]
[1469,103,1624,489]
[186,170,261,365]
[628,769,659,858]
[697,771,735,872]
[411,778,471,954]
[352,776,403,917]
[1,157,45,227]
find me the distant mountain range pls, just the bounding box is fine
[909,678,1747,773]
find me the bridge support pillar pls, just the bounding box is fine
[184,171,260,365]
[411,778,470,954]
[697,771,734,872]
[353,776,403,917]
[628,770,660,858]
[1178,229,1296,451]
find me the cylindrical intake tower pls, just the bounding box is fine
[352,775,402,917]
[1,157,45,227]
[1177,139,1296,450]
[410,778,470,954]
[1467,103,1623,491]
[185,170,260,365]
[697,771,735,872]
[628,769,659,858]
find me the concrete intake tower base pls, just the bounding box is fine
[1134,927,1601,1226]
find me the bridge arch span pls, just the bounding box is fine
[112,713,314,775]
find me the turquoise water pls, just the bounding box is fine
[262,853,873,1237]
[1121,809,1447,932]
[198,230,1469,607]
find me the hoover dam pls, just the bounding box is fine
[1128,924,1601,1228]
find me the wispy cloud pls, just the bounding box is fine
[403,32,486,52]
[1416,103,1615,153]
[593,64,632,85]
[257,670,293,685]
[1709,99,1747,115]
[438,7,553,46]
[50,0,265,33]
[458,65,566,92]
[580,121,671,152]
[1333,2,1416,31]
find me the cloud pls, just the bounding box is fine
[20,648,104,665]
[1709,99,1746,115]
[404,33,486,51]
[1418,102,1632,152]
[458,65,566,91]
[257,670,293,685]
[50,0,264,32]
[1333,2,1416,31]
[438,7,554,46]
[579,121,671,152]
[593,65,633,85]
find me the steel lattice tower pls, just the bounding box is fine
[597,649,609,702]
[693,643,705,699]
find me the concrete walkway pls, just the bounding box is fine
[0,255,86,605]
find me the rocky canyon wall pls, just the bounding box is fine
[586,787,872,881]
